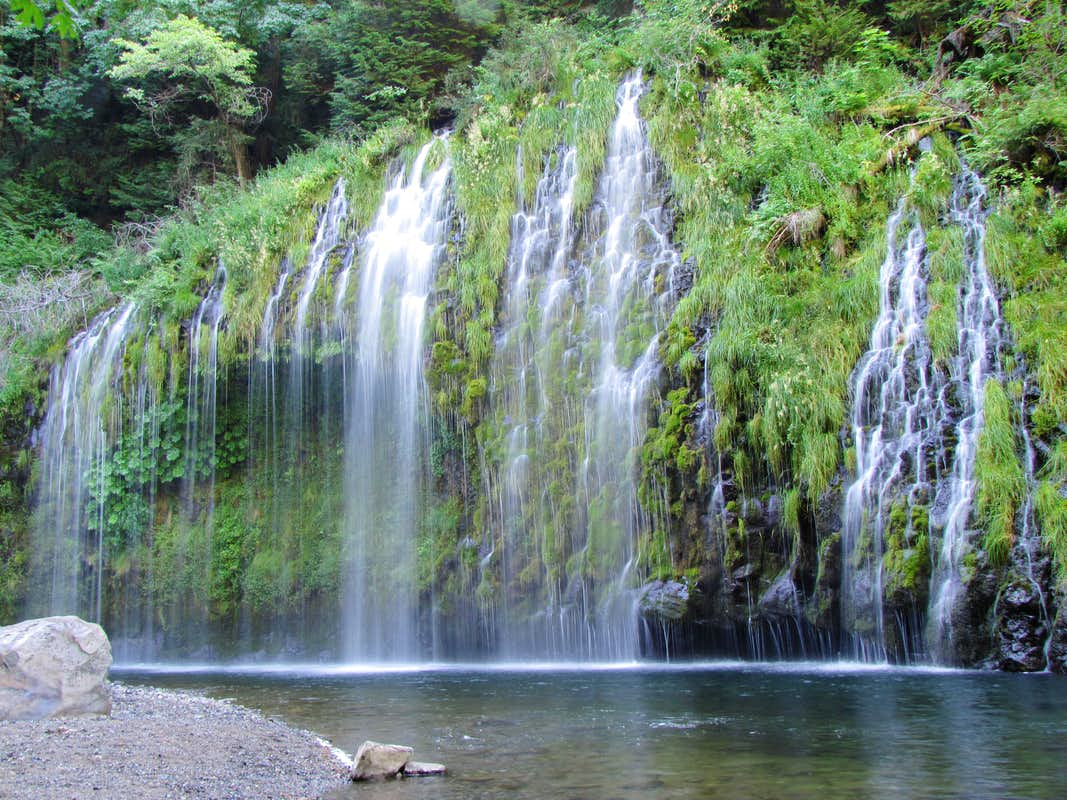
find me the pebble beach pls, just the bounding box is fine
[0,683,349,800]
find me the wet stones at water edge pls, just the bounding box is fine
[0,616,112,721]
[350,740,446,781]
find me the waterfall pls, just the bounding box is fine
[928,168,1009,661]
[1006,377,1054,669]
[576,71,678,659]
[287,180,349,443]
[840,197,939,661]
[181,264,226,528]
[29,302,138,622]
[292,180,349,358]
[488,142,580,657]
[488,71,679,660]
[256,256,292,487]
[700,344,731,600]
[341,137,452,661]
[111,327,164,662]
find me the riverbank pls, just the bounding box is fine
[0,683,350,799]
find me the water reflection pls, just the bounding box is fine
[113,666,1067,800]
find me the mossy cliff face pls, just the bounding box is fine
[3,6,1066,670]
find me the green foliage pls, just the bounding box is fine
[770,1,873,71]
[109,15,260,182]
[883,517,930,596]
[643,387,698,474]
[886,0,961,45]
[950,1,1067,187]
[418,497,463,593]
[645,57,896,504]
[9,0,84,38]
[321,0,500,135]
[632,0,733,75]
[925,225,962,368]
[986,195,1067,443]
[1035,478,1067,587]
[110,15,256,115]
[975,379,1025,566]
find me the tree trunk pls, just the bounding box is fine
[228,125,252,185]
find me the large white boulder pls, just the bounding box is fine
[351,741,415,780]
[0,615,112,721]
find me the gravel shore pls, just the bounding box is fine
[0,683,350,800]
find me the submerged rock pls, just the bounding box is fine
[402,761,447,777]
[0,616,112,721]
[351,741,414,780]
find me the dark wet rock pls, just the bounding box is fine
[763,494,782,529]
[731,563,757,582]
[759,571,800,618]
[814,481,844,541]
[993,577,1049,672]
[742,498,765,525]
[941,549,1000,667]
[639,580,692,622]
[1042,585,1067,674]
[805,532,841,631]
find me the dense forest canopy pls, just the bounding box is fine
[0,0,1064,667]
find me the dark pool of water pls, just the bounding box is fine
[113,662,1067,799]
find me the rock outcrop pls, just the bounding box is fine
[0,616,112,721]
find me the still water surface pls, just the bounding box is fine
[114,663,1067,800]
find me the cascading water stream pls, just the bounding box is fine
[292,180,349,356]
[487,143,580,657]
[30,302,138,622]
[256,257,291,483]
[575,71,679,659]
[928,167,1010,661]
[1007,376,1054,669]
[240,182,351,656]
[173,264,227,653]
[287,180,349,439]
[341,137,452,661]
[486,72,680,660]
[181,264,226,511]
[840,195,939,662]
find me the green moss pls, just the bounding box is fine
[782,488,801,536]
[883,528,930,596]
[461,376,488,421]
